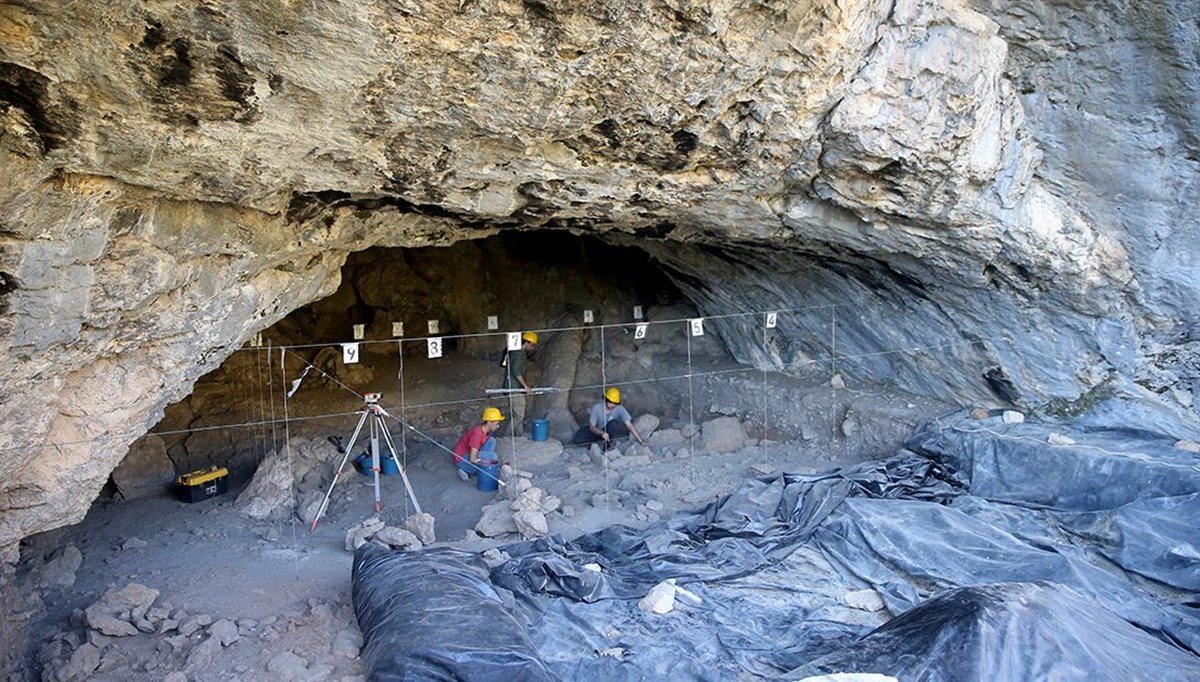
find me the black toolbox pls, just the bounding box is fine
[175,467,229,503]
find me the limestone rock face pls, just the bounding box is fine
[110,434,175,500]
[0,0,1197,557]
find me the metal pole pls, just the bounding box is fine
[370,410,382,512]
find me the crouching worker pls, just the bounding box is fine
[453,407,504,482]
[572,387,647,450]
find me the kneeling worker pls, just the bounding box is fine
[572,387,647,450]
[453,407,504,481]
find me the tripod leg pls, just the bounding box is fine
[311,408,370,531]
[379,417,422,514]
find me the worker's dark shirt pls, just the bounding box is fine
[504,349,528,388]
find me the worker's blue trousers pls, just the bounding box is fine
[457,437,498,476]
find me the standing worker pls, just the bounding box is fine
[453,407,504,481]
[502,331,538,436]
[573,387,647,450]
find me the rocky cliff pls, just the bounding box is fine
[1,0,1197,556]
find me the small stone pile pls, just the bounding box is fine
[345,512,436,552]
[473,466,560,540]
[234,436,340,523]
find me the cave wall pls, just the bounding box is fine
[0,0,1197,558]
[973,0,1200,393]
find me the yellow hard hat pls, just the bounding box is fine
[522,331,539,344]
[481,407,505,422]
[604,387,621,404]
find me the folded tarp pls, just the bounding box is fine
[352,544,559,681]
[906,409,1200,510]
[786,582,1200,681]
[810,496,1200,654]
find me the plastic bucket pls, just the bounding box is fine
[354,453,370,476]
[531,419,550,442]
[476,460,501,492]
[356,455,399,476]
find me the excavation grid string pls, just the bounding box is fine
[2,333,1003,455]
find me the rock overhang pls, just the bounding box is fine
[0,0,1197,554]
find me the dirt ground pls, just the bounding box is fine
[12,346,956,681]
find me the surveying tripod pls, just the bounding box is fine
[310,392,421,531]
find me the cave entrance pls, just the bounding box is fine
[134,231,736,495]
[110,231,951,530]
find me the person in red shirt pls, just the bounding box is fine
[453,407,504,481]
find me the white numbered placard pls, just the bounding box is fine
[689,318,705,336]
[255,332,263,347]
[392,322,404,337]
[342,343,360,364]
[487,315,498,330]
[766,313,777,329]
[352,324,365,340]
[506,332,521,351]
[427,337,443,358]
[427,319,439,334]
[633,305,643,320]
[634,323,648,339]
[583,309,594,323]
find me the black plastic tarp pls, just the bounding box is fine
[352,409,1200,681]
[906,411,1200,510]
[787,582,1200,681]
[491,452,964,602]
[352,545,558,681]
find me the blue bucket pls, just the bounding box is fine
[531,419,550,442]
[476,460,501,492]
[356,454,399,476]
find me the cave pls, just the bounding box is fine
[132,228,952,511]
[148,232,712,483]
[2,0,1199,679]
